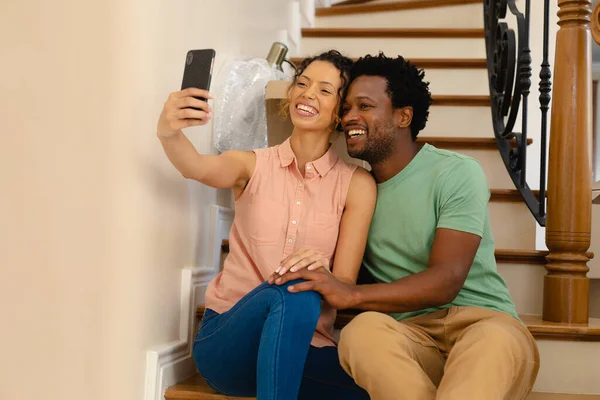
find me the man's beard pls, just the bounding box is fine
[347,119,396,165]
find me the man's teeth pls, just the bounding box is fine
[297,104,317,114]
[348,129,366,137]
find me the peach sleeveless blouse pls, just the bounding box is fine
[204,138,358,346]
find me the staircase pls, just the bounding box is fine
[164,1,600,398]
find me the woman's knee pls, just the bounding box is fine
[272,279,321,304]
[268,279,321,319]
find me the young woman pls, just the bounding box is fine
[157,50,375,400]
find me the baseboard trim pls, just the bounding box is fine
[144,205,234,400]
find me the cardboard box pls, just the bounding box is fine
[265,80,294,146]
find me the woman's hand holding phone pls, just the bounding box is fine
[157,88,213,138]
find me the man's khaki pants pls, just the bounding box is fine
[338,307,539,400]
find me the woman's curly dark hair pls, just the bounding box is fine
[347,53,432,139]
[280,50,353,129]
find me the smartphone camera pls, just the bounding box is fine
[186,52,194,65]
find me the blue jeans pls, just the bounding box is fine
[193,280,369,400]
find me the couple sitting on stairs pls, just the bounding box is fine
[157,50,540,400]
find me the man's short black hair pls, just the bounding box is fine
[347,53,432,139]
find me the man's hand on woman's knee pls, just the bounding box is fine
[273,267,359,310]
[267,248,330,284]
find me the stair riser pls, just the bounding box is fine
[453,148,515,189]
[421,106,495,138]
[591,280,600,319]
[497,263,545,315]
[489,202,537,250]
[316,3,484,28]
[301,37,486,58]
[420,68,489,96]
[534,340,600,395]
[588,205,600,279]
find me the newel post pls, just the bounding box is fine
[544,0,593,323]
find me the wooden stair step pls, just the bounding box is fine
[490,189,542,202]
[266,81,489,106]
[317,0,483,17]
[331,0,379,7]
[221,241,548,260]
[302,27,484,39]
[220,240,551,263]
[290,57,487,69]
[165,373,246,399]
[195,304,600,342]
[165,373,600,399]
[417,136,532,148]
[427,95,489,106]
[521,315,600,342]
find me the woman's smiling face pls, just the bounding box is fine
[288,60,344,133]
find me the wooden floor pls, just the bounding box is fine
[165,374,600,400]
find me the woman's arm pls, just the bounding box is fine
[330,167,377,284]
[157,88,254,190]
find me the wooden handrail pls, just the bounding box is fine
[544,0,594,323]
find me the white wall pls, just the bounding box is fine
[0,1,296,399]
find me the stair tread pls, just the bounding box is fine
[290,57,487,69]
[302,27,484,38]
[520,315,600,340]
[416,135,532,148]
[165,373,600,400]
[317,0,483,17]
[220,240,551,261]
[491,189,542,202]
[164,374,246,399]
[428,95,489,106]
[266,81,488,106]
[195,303,600,342]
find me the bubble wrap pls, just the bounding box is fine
[213,58,287,152]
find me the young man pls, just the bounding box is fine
[275,53,540,400]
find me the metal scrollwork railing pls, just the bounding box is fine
[593,1,600,45]
[484,0,549,226]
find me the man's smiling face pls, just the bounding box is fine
[341,75,397,164]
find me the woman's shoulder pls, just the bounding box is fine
[251,144,279,160]
[349,165,375,186]
[333,158,364,175]
[254,143,281,154]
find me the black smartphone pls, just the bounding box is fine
[181,49,216,104]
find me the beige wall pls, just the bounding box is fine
[0,1,295,399]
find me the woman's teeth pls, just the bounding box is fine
[297,104,318,115]
[348,129,366,138]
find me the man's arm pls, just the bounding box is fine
[278,228,480,312]
[346,228,480,312]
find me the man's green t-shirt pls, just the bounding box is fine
[363,143,518,321]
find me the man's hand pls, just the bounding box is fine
[273,268,359,310]
[267,248,330,284]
